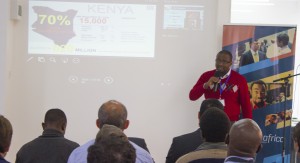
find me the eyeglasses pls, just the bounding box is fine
[215,59,231,64]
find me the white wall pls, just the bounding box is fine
[0,0,9,114]
[2,0,231,163]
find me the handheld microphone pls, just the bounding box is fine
[213,71,222,92]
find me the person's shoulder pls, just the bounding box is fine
[17,137,40,152]
[71,139,94,154]
[173,129,201,142]
[230,70,247,82]
[128,137,149,152]
[258,50,266,55]
[63,138,80,148]
[201,70,215,76]
[244,50,252,55]
[130,141,148,153]
[0,158,10,163]
[231,70,244,77]
[68,139,94,163]
[130,141,154,162]
[128,137,145,143]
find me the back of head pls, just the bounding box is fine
[227,119,262,157]
[98,100,127,129]
[44,108,67,131]
[200,107,230,142]
[293,122,300,152]
[277,33,289,46]
[0,115,13,154]
[199,99,224,116]
[87,124,136,163]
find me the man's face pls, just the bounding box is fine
[251,41,260,51]
[251,84,266,105]
[215,53,232,76]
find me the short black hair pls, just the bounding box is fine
[200,107,230,142]
[218,50,233,61]
[277,33,289,46]
[199,99,224,116]
[250,80,267,90]
[249,39,258,45]
[44,108,67,127]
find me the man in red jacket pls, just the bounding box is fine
[189,50,252,121]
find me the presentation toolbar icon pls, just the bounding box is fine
[68,75,78,83]
[26,57,34,62]
[104,76,114,84]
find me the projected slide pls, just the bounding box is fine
[163,5,204,31]
[28,1,156,57]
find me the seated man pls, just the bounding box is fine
[224,119,262,163]
[176,107,230,163]
[68,100,153,163]
[16,109,79,163]
[87,124,136,163]
[166,99,224,163]
[0,115,13,163]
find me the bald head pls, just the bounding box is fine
[97,100,128,130]
[227,119,262,157]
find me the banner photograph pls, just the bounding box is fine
[223,25,296,163]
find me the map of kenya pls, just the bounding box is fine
[32,6,77,46]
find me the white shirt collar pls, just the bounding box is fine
[221,69,231,79]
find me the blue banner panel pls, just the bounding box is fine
[223,25,296,163]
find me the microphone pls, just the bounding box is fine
[213,71,222,92]
[213,82,218,92]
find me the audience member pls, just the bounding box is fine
[293,122,300,163]
[224,119,262,163]
[166,99,224,163]
[250,80,267,109]
[189,50,252,121]
[87,124,136,163]
[176,107,230,163]
[68,100,153,163]
[240,39,267,67]
[0,115,13,163]
[196,107,230,150]
[16,108,79,163]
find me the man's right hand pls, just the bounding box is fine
[204,76,220,89]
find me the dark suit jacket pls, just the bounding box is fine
[128,137,150,153]
[239,50,267,67]
[166,128,203,163]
